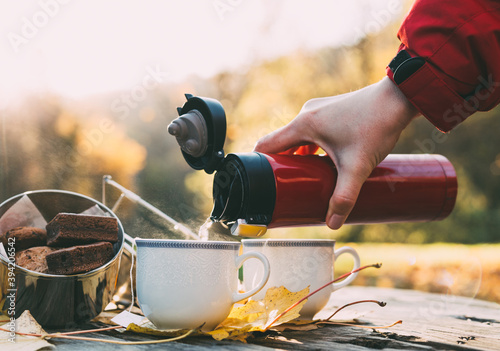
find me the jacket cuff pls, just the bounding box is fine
[387,60,478,133]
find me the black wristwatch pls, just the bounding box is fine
[388,50,426,85]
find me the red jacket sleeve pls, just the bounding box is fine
[387,0,500,132]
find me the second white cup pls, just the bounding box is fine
[241,239,360,319]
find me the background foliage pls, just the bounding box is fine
[1,15,499,244]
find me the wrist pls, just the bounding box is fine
[378,76,420,128]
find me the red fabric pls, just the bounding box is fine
[387,0,500,132]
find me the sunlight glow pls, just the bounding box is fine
[0,0,401,103]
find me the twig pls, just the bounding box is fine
[264,263,382,331]
[41,329,196,345]
[0,326,195,345]
[0,325,122,336]
[49,325,124,335]
[324,300,387,321]
[318,319,402,329]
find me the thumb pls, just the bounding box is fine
[326,166,368,230]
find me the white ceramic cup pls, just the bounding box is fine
[241,239,360,319]
[135,239,270,331]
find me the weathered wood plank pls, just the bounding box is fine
[46,287,500,351]
[320,286,500,351]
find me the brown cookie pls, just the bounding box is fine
[1,227,47,251]
[46,213,118,247]
[15,246,58,273]
[46,241,114,275]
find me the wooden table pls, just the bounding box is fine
[47,286,500,350]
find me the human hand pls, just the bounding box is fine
[254,77,420,229]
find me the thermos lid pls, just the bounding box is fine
[168,94,227,174]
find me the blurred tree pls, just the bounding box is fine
[0,94,146,205]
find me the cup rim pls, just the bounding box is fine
[135,238,240,250]
[241,238,335,247]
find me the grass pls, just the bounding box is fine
[333,243,500,304]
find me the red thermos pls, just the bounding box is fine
[168,94,458,236]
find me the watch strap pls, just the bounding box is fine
[388,50,425,85]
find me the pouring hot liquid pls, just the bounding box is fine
[169,94,458,237]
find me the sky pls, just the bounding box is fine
[0,0,404,105]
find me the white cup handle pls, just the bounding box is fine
[331,246,361,291]
[232,251,270,303]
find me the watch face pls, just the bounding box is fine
[393,57,426,84]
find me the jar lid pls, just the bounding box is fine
[168,94,227,174]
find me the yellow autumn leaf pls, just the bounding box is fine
[207,285,309,341]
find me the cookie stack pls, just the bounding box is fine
[0,213,118,275]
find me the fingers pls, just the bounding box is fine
[254,96,330,154]
[326,164,369,230]
[254,121,308,154]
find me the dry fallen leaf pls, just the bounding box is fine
[207,285,310,341]
[126,320,199,338]
[0,311,55,351]
[91,311,121,326]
